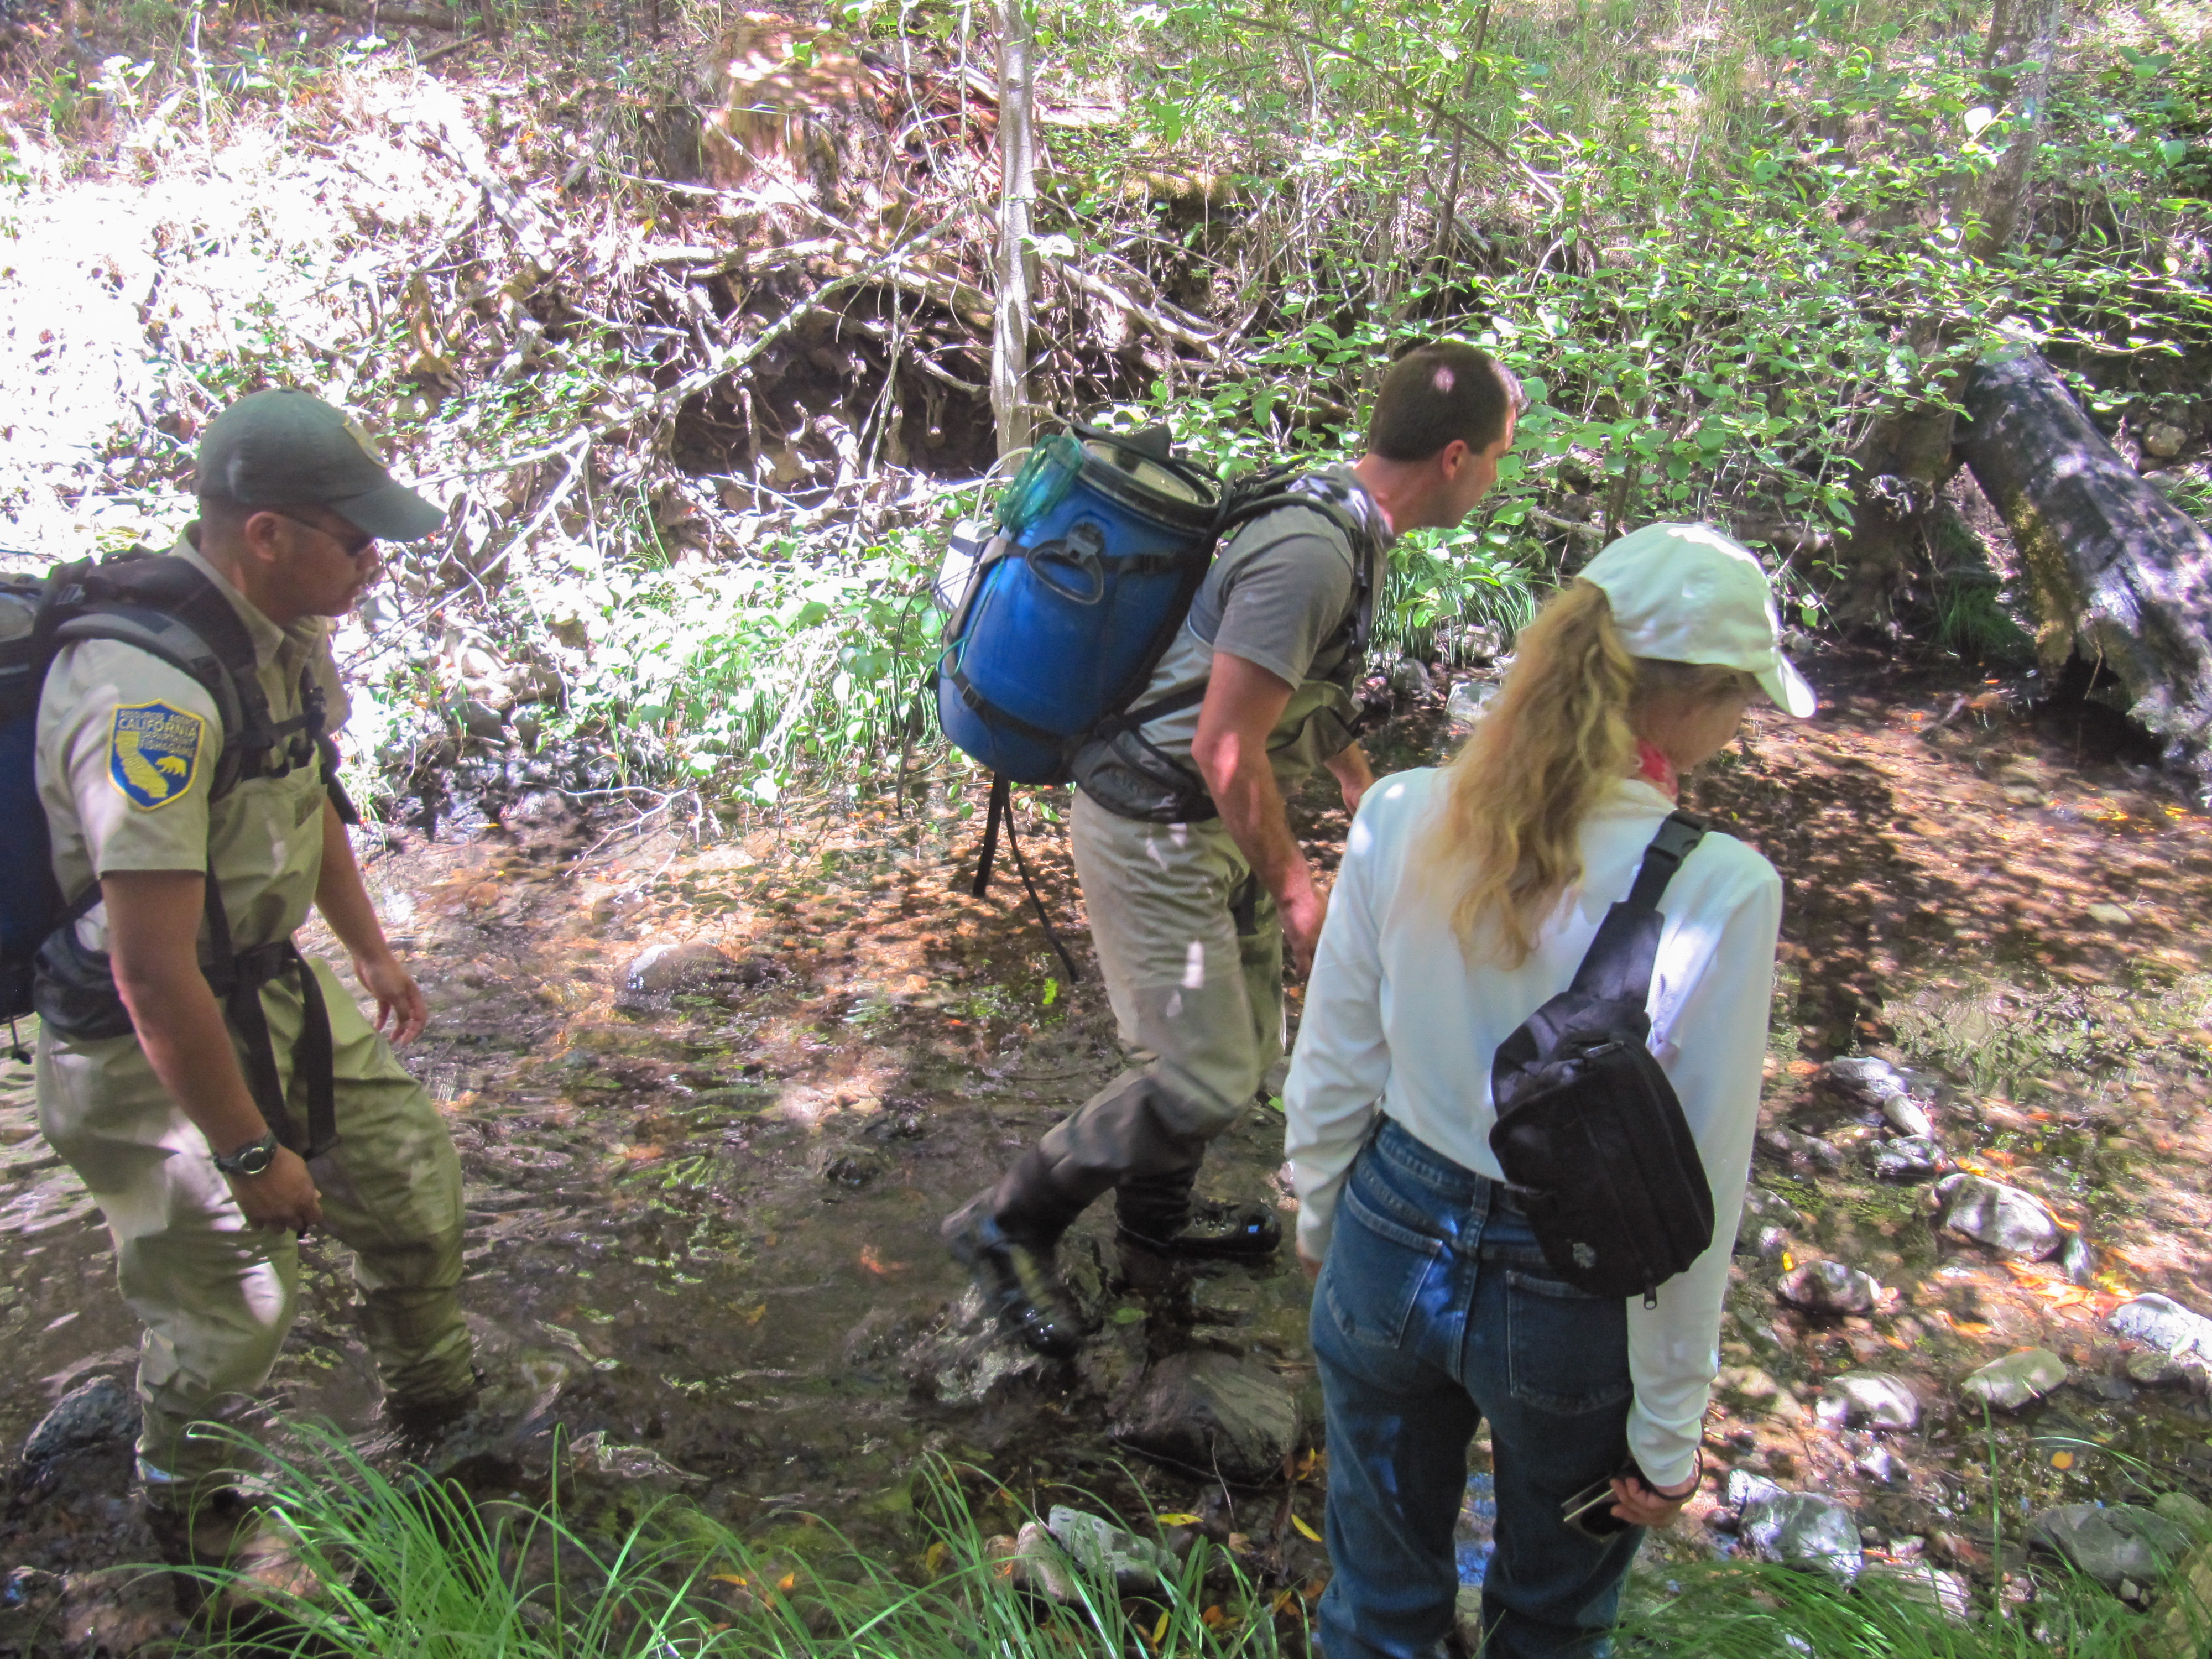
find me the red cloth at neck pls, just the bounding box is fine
[1635,739,1679,800]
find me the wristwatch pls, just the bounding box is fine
[213,1131,280,1178]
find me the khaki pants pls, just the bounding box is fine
[36,954,471,1494]
[980,792,1283,1239]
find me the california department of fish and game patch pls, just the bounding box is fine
[107,702,206,810]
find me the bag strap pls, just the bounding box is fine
[1565,811,1708,1008]
[200,865,337,1159]
[44,554,342,1157]
[968,773,1082,984]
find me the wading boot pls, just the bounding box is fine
[368,1364,559,1483]
[142,1485,263,1575]
[1117,1198,1283,1261]
[942,1209,1086,1359]
[141,1486,318,1618]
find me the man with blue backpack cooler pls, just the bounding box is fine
[5,390,477,1569]
[940,342,1523,1357]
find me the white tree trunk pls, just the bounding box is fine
[990,0,1038,458]
[1969,0,2062,260]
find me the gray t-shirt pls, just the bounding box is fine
[1072,466,1391,821]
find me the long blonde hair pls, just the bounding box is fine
[1414,581,1752,967]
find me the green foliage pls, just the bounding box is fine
[2152,466,2212,535]
[1031,0,2209,623]
[1620,1557,2184,1657]
[168,1426,2212,1659]
[182,1428,1293,1659]
[540,529,942,806]
[19,0,2207,804]
[1376,527,1538,662]
[1928,570,2034,666]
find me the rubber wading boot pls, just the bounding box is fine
[942,1209,1086,1359]
[367,1364,562,1484]
[1116,1197,1284,1261]
[140,1486,319,1618]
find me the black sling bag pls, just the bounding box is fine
[1488,811,1715,1306]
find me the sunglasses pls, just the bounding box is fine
[269,510,377,560]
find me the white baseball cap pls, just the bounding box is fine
[1579,522,1817,718]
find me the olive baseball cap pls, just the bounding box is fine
[195,389,445,542]
[1579,521,1818,717]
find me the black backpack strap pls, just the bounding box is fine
[1102,680,1207,737]
[198,863,336,1159]
[967,773,1082,983]
[1566,811,1708,1008]
[945,665,1070,753]
[971,773,1009,899]
[43,554,342,1159]
[1625,812,1709,909]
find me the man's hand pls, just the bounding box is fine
[1282,886,1329,979]
[223,1144,323,1233]
[318,799,426,1044]
[1298,1246,1323,1284]
[354,950,427,1045]
[1609,1467,1698,1530]
[1326,742,1375,816]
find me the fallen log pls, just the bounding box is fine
[1958,346,2212,783]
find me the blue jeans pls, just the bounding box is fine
[1312,1119,1644,1659]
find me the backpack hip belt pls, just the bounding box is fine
[33,877,337,1161]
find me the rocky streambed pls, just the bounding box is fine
[0,650,2209,1652]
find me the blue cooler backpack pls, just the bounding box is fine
[932,424,1379,976]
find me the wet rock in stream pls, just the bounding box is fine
[1960,1347,2067,1411]
[1870,1135,1948,1182]
[568,1430,704,1486]
[2108,1293,2212,1361]
[1779,1259,1880,1315]
[1861,1560,1973,1621]
[19,1375,138,1465]
[1734,1187,1803,1253]
[2055,1230,2097,1288]
[2026,1503,2192,1595]
[1110,1350,1299,1486]
[1934,1173,2061,1259]
[1728,1472,1864,1580]
[1044,1504,1177,1592]
[1760,1128,1844,1176]
[1815,1371,1919,1431]
[1855,1444,1906,1484]
[615,941,751,1012]
[0,1564,182,1658]
[1824,1056,1916,1104]
[1827,1056,1939,1131]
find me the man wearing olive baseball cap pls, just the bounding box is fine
[197,387,447,541]
[33,389,475,1572]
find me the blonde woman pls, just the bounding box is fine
[1284,524,1814,1659]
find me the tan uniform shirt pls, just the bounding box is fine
[36,531,349,958]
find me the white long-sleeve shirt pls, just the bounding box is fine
[1285,769,1782,1488]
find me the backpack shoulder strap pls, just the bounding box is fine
[1566,810,1709,1007]
[1624,811,1709,909]
[49,555,281,801]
